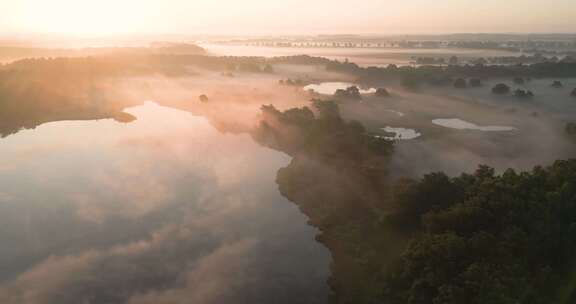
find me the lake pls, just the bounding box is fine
[0,102,330,303]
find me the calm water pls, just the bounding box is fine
[0,102,330,303]
[432,118,517,131]
[380,127,422,140]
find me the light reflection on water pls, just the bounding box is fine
[379,127,422,140]
[432,118,517,132]
[0,102,330,304]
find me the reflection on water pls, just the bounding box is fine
[304,82,376,95]
[432,118,517,131]
[379,127,421,140]
[0,102,329,304]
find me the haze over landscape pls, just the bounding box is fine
[1,1,576,304]
[2,0,576,36]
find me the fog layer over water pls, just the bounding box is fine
[0,102,330,304]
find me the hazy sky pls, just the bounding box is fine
[1,0,575,36]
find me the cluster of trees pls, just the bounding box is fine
[252,100,393,162]
[492,83,511,95]
[325,60,576,87]
[491,84,534,98]
[383,161,576,304]
[514,89,535,98]
[414,54,576,66]
[334,86,362,100]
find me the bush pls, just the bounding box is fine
[375,88,390,97]
[334,86,362,100]
[514,89,534,98]
[198,94,209,102]
[551,80,564,88]
[492,83,511,94]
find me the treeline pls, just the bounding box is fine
[1,54,329,78]
[0,43,206,61]
[326,60,576,84]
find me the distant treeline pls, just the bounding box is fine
[326,60,576,83]
[7,51,576,84]
[0,43,206,61]
[1,54,330,78]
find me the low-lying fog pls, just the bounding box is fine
[0,54,575,303]
[112,67,576,178]
[329,79,576,177]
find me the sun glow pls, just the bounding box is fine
[10,0,158,35]
[3,0,576,36]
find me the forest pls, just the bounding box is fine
[252,101,576,304]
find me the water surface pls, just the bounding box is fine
[0,102,330,304]
[379,127,421,140]
[432,118,517,131]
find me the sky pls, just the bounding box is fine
[1,0,575,36]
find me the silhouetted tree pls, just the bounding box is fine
[492,83,511,94]
[199,94,209,102]
[514,89,534,98]
[334,86,362,100]
[552,80,564,88]
[375,88,390,97]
